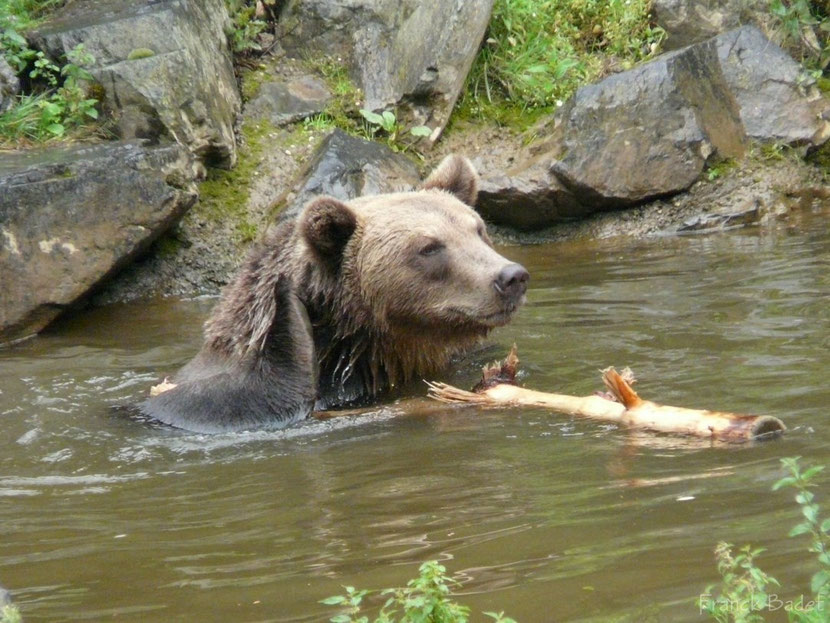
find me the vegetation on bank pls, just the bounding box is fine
[0,0,100,146]
[701,458,829,622]
[453,0,666,130]
[322,560,517,623]
[0,603,21,623]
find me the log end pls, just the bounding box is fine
[750,415,787,440]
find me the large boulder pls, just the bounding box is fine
[278,129,421,221]
[30,0,240,167]
[716,26,830,146]
[0,57,19,113]
[478,26,830,228]
[278,0,494,142]
[547,36,747,209]
[0,141,197,344]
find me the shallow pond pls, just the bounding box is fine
[1,208,828,622]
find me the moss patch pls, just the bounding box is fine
[127,47,155,60]
[196,119,277,242]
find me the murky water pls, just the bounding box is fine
[1,209,828,622]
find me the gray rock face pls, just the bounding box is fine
[549,36,747,209]
[279,0,494,142]
[0,57,20,113]
[245,76,332,126]
[481,26,829,228]
[477,158,585,230]
[31,0,240,167]
[279,129,421,221]
[716,26,830,146]
[654,0,763,51]
[0,141,197,344]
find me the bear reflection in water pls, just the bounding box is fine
[141,155,529,433]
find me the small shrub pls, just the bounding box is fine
[322,560,517,623]
[359,108,431,152]
[0,603,22,623]
[769,0,829,76]
[700,458,829,622]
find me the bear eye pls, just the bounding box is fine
[419,240,445,256]
[476,224,486,238]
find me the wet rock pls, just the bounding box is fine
[475,26,829,230]
[0,141,197,344]
[716,26,830,146]
[476,158,584,230]
[654,0,765,51]
[0,57,20,113]
[245,75,332,126]
[30,0,240,167]
[278,129,421,221]
[547,37,747,210]
[279,0,494,142]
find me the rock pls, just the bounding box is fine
[0,57,20,113]
[278,129,421,221]
[0,141,197,344]
[474,26,830,229]
[716,26,830,146]
[245,75,332,126]
[279,0,494,142]
[476,158,584,230]
[30,0,240,167]
[547,37,747,210]
[654,0,764,51]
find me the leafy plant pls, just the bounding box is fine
[769,0,830,76]
[456,0,665,128]
[224,0,277,54]
[0,603,22,623]
[700,458,829,622]
[322,560,517,623]
[359,108,431,151]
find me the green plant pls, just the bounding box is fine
[303,113,336,132]
[0,603,22,623]
[126,47,155,60]
[322,560,517,623]
[769,0,830,76]
[700,458,829,622]
[706,157,738,181]
[224,0,275,54]
[455,0,665,129]
[359,108,431,151]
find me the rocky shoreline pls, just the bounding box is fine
[2,0,828,344]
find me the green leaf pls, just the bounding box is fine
[811,569,830,594]
[329,615,351,623]
[803,465,825,480]
[359,109,384,125]
[773,476,798,491]
[85,107,99,119]
[797,491,816,505]
[409,125,431,137]
[821,518,830,533]
[46,122,65,135]
[789,522,812,537]
[319,595,346,605]
[804,504,819,524]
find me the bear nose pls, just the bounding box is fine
[494,263,529,301]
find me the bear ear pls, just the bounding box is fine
[421,154,479,206]
[300,196,358,263]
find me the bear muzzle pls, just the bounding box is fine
[493,262,530,306]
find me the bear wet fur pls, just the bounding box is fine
[141,156,529,433]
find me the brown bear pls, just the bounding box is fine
[141,155,529,432]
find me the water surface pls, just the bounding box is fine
[1,209,828,622]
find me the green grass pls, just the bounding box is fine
[0,0,64,30]
[454,0,665,130]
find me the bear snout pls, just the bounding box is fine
[493,263,530,303]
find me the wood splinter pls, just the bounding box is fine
[427,345,786,442]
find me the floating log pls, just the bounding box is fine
[427,346,785,442]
